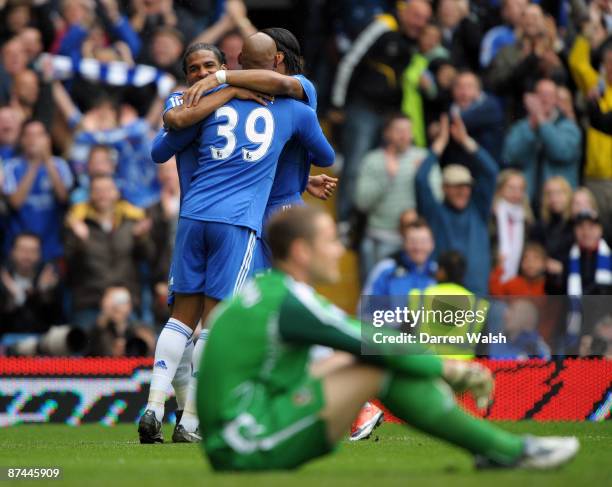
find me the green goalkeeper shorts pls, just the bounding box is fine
[202,375,333,471]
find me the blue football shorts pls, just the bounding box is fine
[170,217,257,300]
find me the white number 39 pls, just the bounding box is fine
[210,106,274,162]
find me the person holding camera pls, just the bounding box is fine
[88,286,155,357]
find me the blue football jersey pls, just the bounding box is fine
[151,92,200,203]
[180,96,334,235]
[2,157,74,261]
[267,75,324,207]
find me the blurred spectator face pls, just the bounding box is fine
[184,49,224,86]
[12,70,39,108]
[219,33,244,71]
[398,208,418,234]
[502,0,528,26]
[152,31,184,68]
[0,107,21,147]
[158,157,179,192]
[11,234,41,277]
[90,176,120,212]
[6,5,31,34]
[90,100,119,131]
[62,0,93,26]
[436,63,457,89]
[2,38,28,76]
[444,183,472,210]
[398,0,432,40]
[593,318,612,353]
[504,300,539,336]
[438,0,464,29]
[499,173,526,205]
[102,287,132,324]
[403,225,434,265]
[383,117,412,153]
[87,147,116,177]
[571,188,597,217]
[418,24,442,53]
[453,73,481,110]
[521,4,545,38]
[575,220,603,249]
[520,246,546,279]
[543,178,571,215]
[20,121,50,161]
[535,79,557,118]
[139,0,169,15]
[83,24,110,59]
[19,28,44,61]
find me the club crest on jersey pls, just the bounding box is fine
[154,360,168,370]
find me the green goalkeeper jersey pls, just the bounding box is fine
[198,271,443,433]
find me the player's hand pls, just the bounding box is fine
[443,359,494,410]
[232,87,274,106]
[307,174,338,200]
[183,76,220,107]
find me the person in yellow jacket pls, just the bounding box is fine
[568,34,612,238]
[409,250,488,357]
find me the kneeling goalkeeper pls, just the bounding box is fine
[197,206,578,471]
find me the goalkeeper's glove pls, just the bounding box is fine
[442,360,494,409]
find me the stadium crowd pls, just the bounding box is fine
[0,0,610,358]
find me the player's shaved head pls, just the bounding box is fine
[239,32,277,70]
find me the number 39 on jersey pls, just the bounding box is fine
[210,106,275,162]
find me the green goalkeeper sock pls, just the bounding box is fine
[380,374,524,465]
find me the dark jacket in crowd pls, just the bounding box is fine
[64,201,154,312]
[416,146,499,295]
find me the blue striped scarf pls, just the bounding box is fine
[566,239,612,342]
[567,240,612,296]
[35,53,175,98]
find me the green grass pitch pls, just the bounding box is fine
[1,422,611,487]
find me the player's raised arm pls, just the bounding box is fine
[291,103,335,167]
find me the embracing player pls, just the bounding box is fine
[197,205,579,471]
[179,27,337,269]
[139,33,335,444]
[145,43,268,443]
